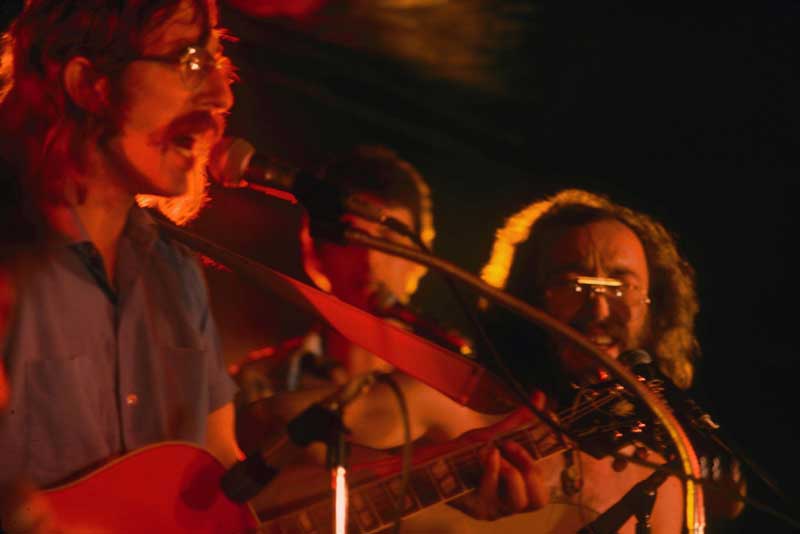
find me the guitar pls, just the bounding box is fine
[44,442,259,533]
[254,382,660,534]
[39,384,665,534]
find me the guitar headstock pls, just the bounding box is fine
[559,379,672,460]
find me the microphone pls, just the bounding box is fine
[617,350,720,431]
[221,373,377,503]
[208,137,388,226]
[619,350,748,520]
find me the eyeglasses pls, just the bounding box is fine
[132,45,235,89]
[545,276,651,312]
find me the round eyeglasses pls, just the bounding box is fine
[132,45,235,89]
[545,276,651,313]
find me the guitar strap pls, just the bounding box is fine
[155,219,518,414]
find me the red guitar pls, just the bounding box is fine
[44,442,258,533]
[41,384,657,533]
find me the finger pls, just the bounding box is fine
[502,441,549,509]
[498,456,528,511]
[530,389,547,412]
[478,446,501,502]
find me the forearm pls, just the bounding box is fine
[206,402,243,468]
[237,371,491,452]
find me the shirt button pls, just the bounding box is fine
[126,393,139,407]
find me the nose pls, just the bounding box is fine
[194,63,234,113]
[586,291,612,322]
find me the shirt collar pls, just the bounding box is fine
[47,203,159,254]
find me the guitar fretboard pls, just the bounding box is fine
[259,421,569,534]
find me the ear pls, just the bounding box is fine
[62,57,110,115]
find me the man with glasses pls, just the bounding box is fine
[474,188,702,532]
[0,1,240,530]
[481,188,697,391]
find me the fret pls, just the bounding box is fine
[307,501,333,534]
[450,450,482,489]
[349,487,382,532]
[536,431,565,457]
[385,475,419,515]
[364,482,398,525]
[408,467,441,508]
[514,433,541,460]
[427,458,463,498]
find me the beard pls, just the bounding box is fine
[133,110,225,225]
[556,313,653,384]
[134,136,212,226]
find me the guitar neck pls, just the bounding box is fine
[260,422,570,534]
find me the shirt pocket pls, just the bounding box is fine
[25,354,117,487]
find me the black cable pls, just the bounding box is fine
[375,373,412,534]
[382,217,538,415]
[384,216,533,407]
[612,451,800,530]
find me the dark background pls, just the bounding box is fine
[3,1,798,531]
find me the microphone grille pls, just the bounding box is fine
[209,137,255,187]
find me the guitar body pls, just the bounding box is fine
[45,442,258,534]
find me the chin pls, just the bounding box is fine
[135,162,209,226]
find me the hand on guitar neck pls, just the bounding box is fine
[446,392,551,520]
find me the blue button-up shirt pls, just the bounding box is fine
[0,206,236,487]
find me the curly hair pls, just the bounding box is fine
[0,0,217,223]
[481,189,699,389]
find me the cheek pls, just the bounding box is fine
[626,308,649,340]
[369,253,417,286]
[544,300,574,323]
[321,247,369,283]
[117,71,187,134]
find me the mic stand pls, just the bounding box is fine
[577,467,669,534]
[289,401,352,534]
[327,406,350,534]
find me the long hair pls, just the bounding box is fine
[0,0,216,223]
[481,189,699,389]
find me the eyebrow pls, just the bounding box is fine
[607,266,640,279]
[159,24,214,55]
[547,263,641,282]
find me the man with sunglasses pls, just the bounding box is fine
[0,1,240,530]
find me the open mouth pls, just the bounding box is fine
[587,334,615,348]
[582,332,622,357]
[169,134,198,158]
[172,134,196,150]
[162,111,224,157]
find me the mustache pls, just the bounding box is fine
[162,110,226,143]
[569,318,628,343]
